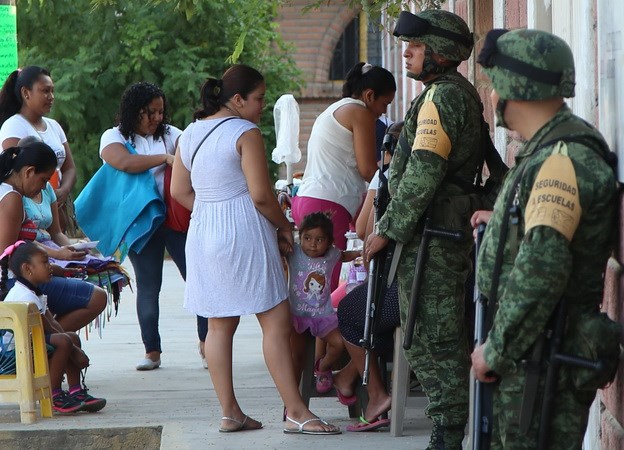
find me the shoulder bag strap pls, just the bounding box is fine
[190,117,237,168]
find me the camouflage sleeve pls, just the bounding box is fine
[376,84,467,242]
[484,227,572,373]
[376,150,447,243]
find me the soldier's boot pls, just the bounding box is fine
[426,423,465,450]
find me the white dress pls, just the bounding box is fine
[179,117,287,318]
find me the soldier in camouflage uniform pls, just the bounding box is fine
[472,29,620,449]
[365,10,484,449]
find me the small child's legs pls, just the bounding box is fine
[317,329,345,372]
[48,333,73,389]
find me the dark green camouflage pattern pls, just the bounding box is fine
[376,69,483,448]
[477,105,617,448]
[482,29,575,100]
[398,9,473,62]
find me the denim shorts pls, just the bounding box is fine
[6,276,94,316]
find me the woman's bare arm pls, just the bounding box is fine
[101,142,172,173]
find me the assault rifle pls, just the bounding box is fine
[360,133,395,385]
[470,223,494,450]
[403,210,464,350]
[535,300,603,449]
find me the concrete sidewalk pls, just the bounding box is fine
[0,260,432,449]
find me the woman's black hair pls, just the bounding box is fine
[0,142,57,183]
[0,66,51,127]
[298,212,334,245]
[116,82,170,144]
[342,62,396,99]
[0,242,44,301]
[194,64,264,120]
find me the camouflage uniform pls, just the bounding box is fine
[477,29,619,449]
[375,10,482,448]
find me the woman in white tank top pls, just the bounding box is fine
[293,63,396,253]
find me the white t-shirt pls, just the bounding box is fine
[296,97,368,217]
[99,125,182,198]
[0,114,67,170]
[2,281,47,351]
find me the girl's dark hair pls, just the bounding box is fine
[0,66,51,127]
[342,62,396,99]
[194,64,264,120]
[116,82,170,143]
[0,242,44,301]
[298,212,334,245]
[0,141,57,182]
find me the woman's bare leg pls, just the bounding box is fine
[341,340,391,422]
[290,329,308,387]
[332,359,359,396]
[205,316,261,430]
[256,301,339,433]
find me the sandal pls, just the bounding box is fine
[346,416,390,432]
[283,416,341,435]
[219,415,263,433]
[314,359,333,394]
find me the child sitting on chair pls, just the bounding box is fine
[0,241,106,414]
[284,212,360,394]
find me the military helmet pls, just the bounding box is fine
[477,28,575,100]
[393,10,473,62]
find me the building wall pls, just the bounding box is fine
[276,1,358,174]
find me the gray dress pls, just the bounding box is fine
[179,117,287,318]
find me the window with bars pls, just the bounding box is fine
[329,15,383,81]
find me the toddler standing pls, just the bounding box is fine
[0,241,106,413]
[286,212,359,394]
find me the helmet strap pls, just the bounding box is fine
[414,46,449,81]
[495,99,509,129]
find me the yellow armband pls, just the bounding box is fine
[525,142,581,241]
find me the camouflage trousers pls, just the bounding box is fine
[491,365,596,449]
[398,236,472,446]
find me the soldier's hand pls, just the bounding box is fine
[470,210,493,228]
[364,233,388,262]
[471,343,498,383]
[471,210,493,240]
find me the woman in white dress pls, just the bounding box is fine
[171,65,339,435]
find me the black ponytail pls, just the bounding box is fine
[342,62,396,99]
[193,64,264,121]
[0,66,51,127]
[193,79,223,120]
[0,254,8,301]
[0,142,57,183]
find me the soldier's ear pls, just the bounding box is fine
[432,52,451,66]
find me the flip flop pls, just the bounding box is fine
[283,416,342,435]
[218,415,263,432]
[334,386,357,406]
[346,416,391,432]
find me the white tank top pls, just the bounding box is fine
[296,97,367,217]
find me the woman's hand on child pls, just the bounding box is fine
[277,227,294,256]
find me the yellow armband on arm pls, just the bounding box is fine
[525,142,581,241]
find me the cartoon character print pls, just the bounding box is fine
[302,271,326,308]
